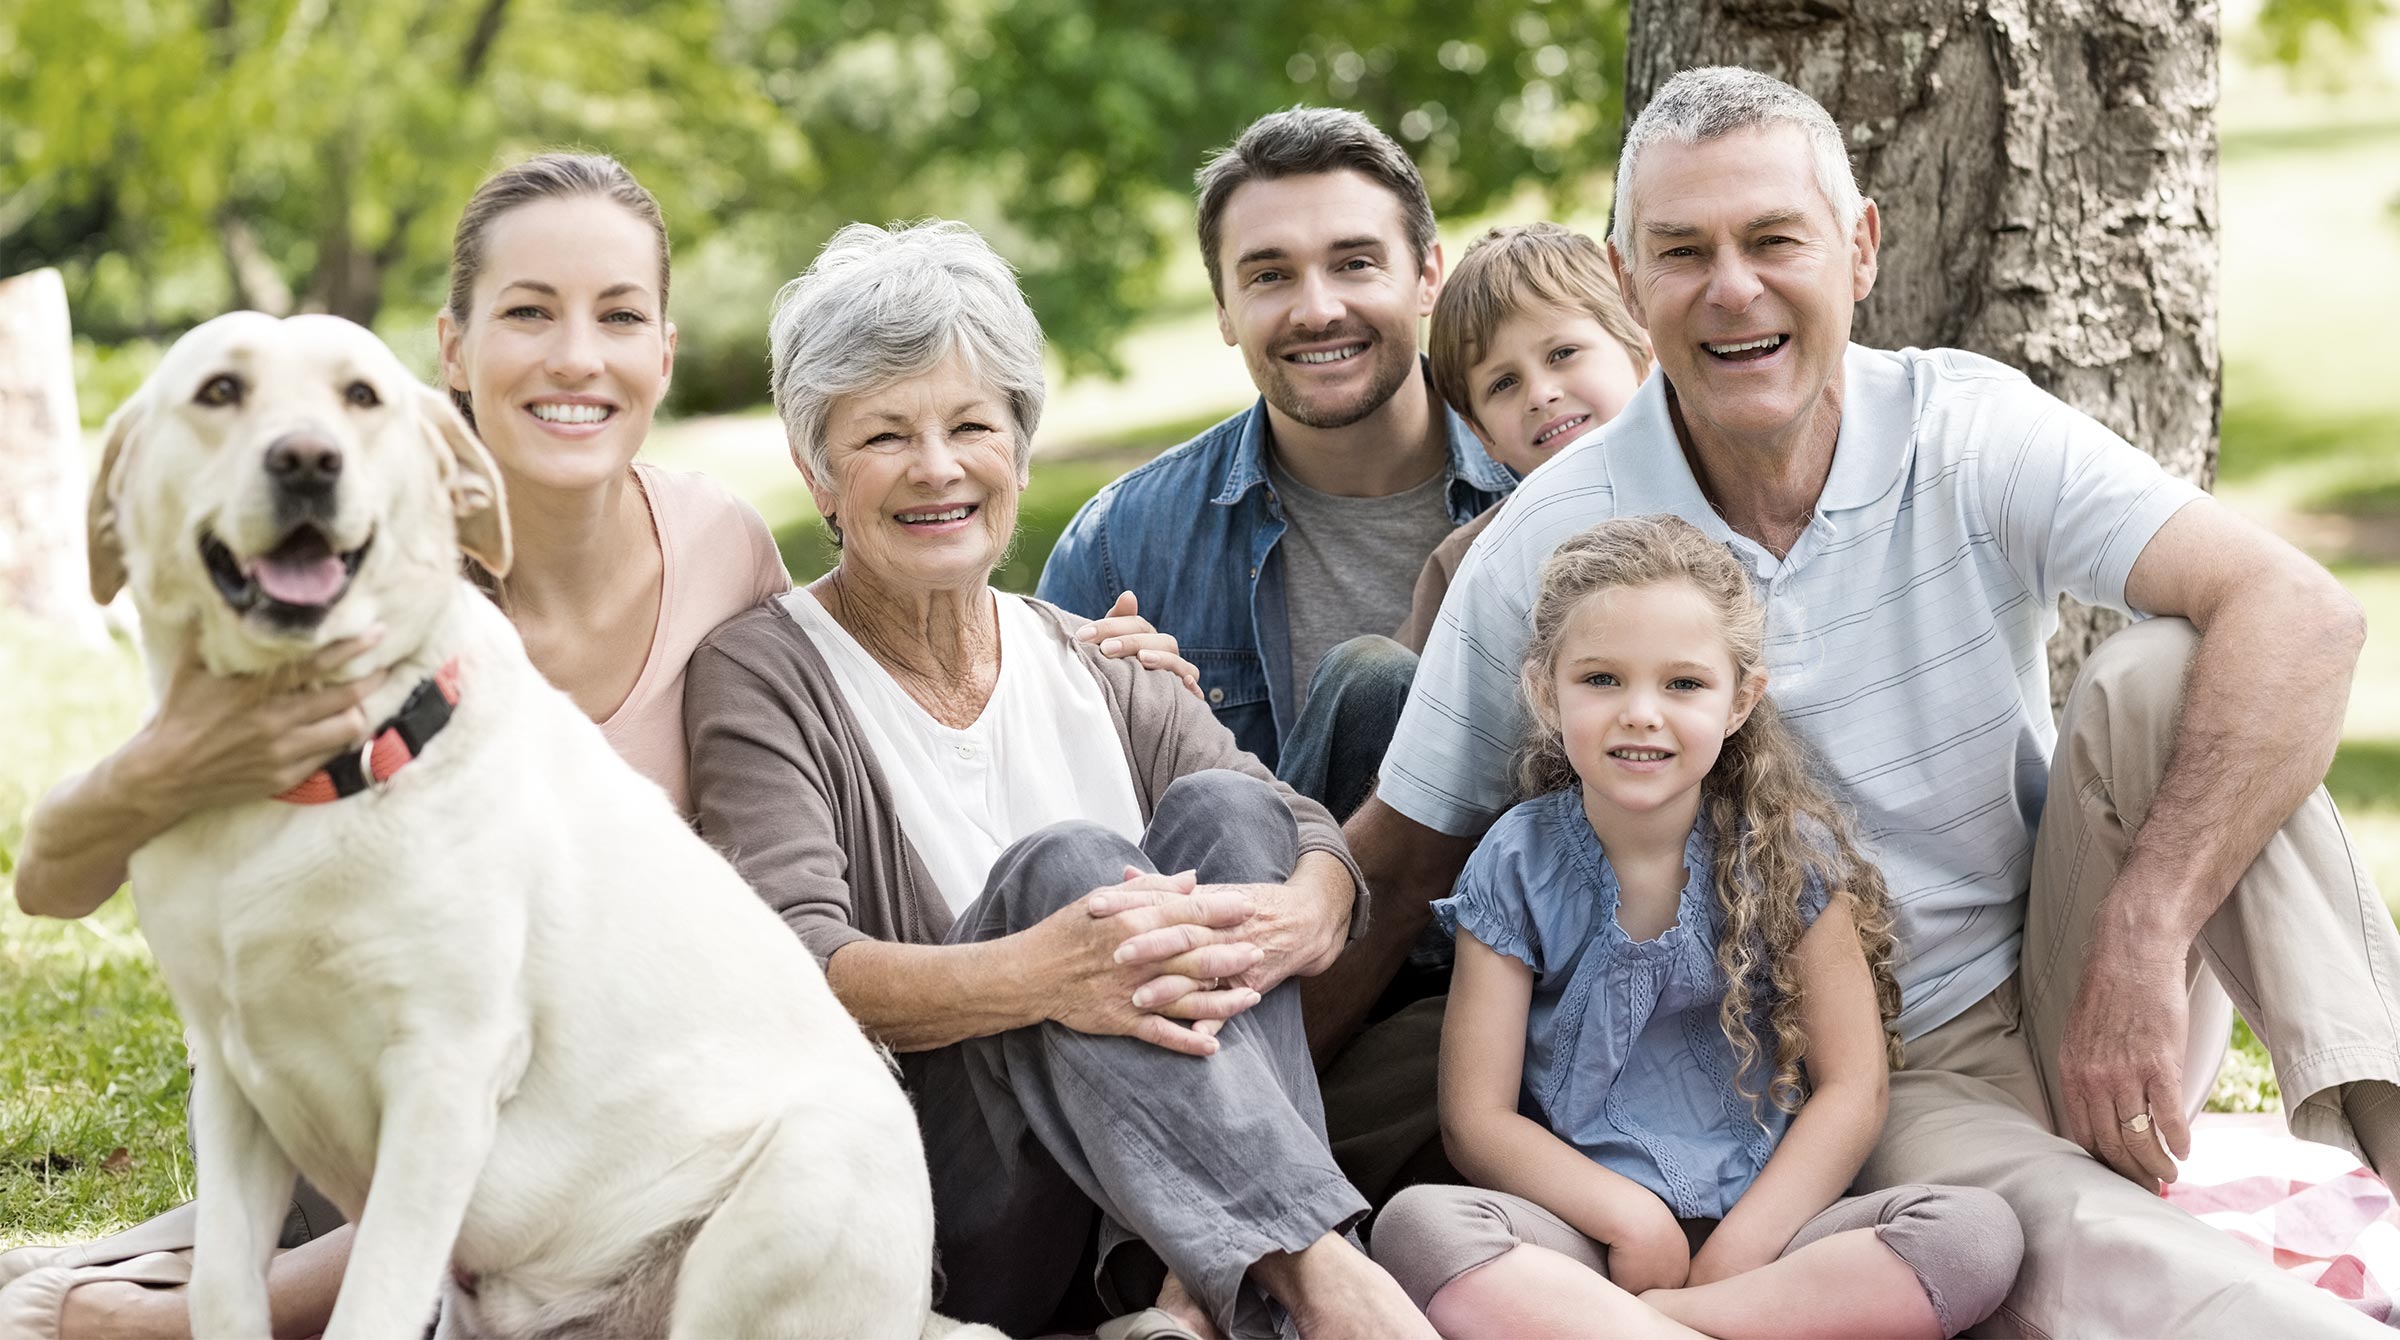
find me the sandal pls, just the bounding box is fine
[0,1250,192,1340]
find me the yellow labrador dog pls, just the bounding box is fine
[88,312,986,1340]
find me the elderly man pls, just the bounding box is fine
[1335,66,2400,1335]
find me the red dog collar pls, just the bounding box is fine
[275,659,463,805]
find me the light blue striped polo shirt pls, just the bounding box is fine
[1381,344,2206,1039]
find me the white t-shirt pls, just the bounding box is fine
[1382,345,2205,1039]
[783,588,1147,914]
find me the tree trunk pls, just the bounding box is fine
[1624,0,2219,707]
[0,267,108,642]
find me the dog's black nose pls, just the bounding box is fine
[265,434,342,490]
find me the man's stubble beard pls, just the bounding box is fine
[1256,333,1419,433]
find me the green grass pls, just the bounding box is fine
[2329,740,2400,813]
[0,614,193,1245]
[0,894,194,1243]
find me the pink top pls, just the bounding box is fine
[598,462,791,815]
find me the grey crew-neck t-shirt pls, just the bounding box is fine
[1268,455,1456,710]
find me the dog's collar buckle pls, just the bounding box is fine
[275,658,463,805]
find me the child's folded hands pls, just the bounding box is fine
[1593,1185,1691,1295]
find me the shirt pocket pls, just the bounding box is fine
[1187,647,1277,761]
[1187,647,1270,713]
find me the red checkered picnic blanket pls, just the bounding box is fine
[2167,1113,2399,1324]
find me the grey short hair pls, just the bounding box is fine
[768,219,1046,482]
[1611,67,1863,261]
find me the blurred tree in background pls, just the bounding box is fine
[0,0,2382,413]
[2,0,1622,405]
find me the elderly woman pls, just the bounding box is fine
[684,221,1432,1340]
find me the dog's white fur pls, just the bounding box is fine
[91,312,989,1340]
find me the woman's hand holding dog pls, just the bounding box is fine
[130,632,391,808]
[16,632,388,920]
[1027,869,1264,1057]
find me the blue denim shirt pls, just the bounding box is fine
[1434,789,1833,1220]
[1036,368,1514,768]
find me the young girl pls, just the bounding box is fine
[1371,516,2023,1340]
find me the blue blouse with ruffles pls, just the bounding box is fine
[1433,787,1831,1220]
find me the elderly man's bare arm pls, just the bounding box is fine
[2061,495,2366,1185]
[1300,795,1481,1062]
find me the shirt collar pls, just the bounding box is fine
[1584,343,1913,528]
[1817,343,1913,513]
[1211,358,1515,505]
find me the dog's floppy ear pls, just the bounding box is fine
[86,394,147,604]
[417,385,513,578]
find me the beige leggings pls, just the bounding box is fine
[1370,1181,2022,1338]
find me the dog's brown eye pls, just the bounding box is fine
[196,374,243,407]
[346,381,381,409]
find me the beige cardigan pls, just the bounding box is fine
[684,592,1367,968]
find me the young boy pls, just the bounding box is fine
[1397,222,1653,650]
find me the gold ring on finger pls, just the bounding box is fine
[2122,1111,2152,1135]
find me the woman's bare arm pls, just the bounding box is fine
[17,635,385,919]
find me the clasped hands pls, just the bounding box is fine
[1029,865,1311,1057]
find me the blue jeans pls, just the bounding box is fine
[1273,635,1418,823]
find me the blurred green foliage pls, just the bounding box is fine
[2252,0,2394,72]
[3,0,1625,406]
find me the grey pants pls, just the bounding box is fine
[902,769,1370,1340]
[1371,1181,2024,1337]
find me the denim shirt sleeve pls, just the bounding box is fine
[1035,487,1119,620]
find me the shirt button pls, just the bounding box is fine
[1248,566,1258,580]
[1207,687,1226,705]
[954,742,975,760]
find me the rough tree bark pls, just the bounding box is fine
[1624,0,2219,704]
[0,267,108,642]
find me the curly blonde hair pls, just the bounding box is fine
[1518,515,1905,1113]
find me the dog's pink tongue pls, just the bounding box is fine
[252,536,347,606]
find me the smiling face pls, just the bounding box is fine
[1212,169,1440,432]
[1545,579,1763,824]
[89,312,507,674]
[438,195,675,496]
[1610,124,1878,451]
[808,349,1024,597]
[1462,302,1648,475]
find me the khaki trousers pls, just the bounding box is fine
[1859,618,2400,1338]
